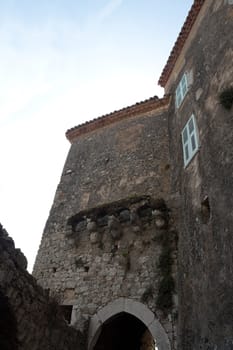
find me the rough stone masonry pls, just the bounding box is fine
[1,0,233,349]
[0,223,85,350]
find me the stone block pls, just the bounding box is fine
[148,319,171,350]
[88,313,102,349]
[124,298,155,326]
[90,232,100,244]
[97,297,125,323]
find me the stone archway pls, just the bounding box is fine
[88,298,170,350]
[94,312,150,350]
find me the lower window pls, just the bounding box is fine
[182,114,199,167]
[60,305,73,323]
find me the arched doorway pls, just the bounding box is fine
[88,298,170,350]
[94,312,154,350]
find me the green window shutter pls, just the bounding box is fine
[182,114,199,167]
[175,73,189,108]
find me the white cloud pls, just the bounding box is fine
[97,0,123,21]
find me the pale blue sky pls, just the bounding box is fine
[0,0,193,271]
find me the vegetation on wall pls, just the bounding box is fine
[156,229,176,315]
[156,248,175,311]
[141,285,154,303]
[219,87,233,110]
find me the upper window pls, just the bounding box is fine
[176,73,188,108]
[182,114,199,167]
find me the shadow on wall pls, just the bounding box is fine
[0,290,18,350]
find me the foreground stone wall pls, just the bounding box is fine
[0,223,84,350]
[167,1,233,348]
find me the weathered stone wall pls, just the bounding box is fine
[33,107,171,282]
[167,1,233,348]
[36,196,178,344]
[33,108,179,348]
[40,107,170,224]
[32,1,233,349]
[0,223,85,350]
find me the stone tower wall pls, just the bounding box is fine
[33,105,179,347]
[33,106,171,286]
[166,1,233,348]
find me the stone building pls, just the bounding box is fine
[33,0,233,349]
[33,95,177,350]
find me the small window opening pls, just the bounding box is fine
[60,305,73,324]
[201,196,210,224]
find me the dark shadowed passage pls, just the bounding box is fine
[94,312,155,350]
[0,290,18,350]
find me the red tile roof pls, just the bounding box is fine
[66,95,170,143]
[158,0,206,87]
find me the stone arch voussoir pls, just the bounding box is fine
[88,297,170,350]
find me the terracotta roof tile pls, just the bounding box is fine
[66,95,170,143]
[158,0,206,87]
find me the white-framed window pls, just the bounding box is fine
[176,73,188,108]
[182,114,199,167]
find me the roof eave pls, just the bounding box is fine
[158,0,206,88]
[66,95,171,143]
